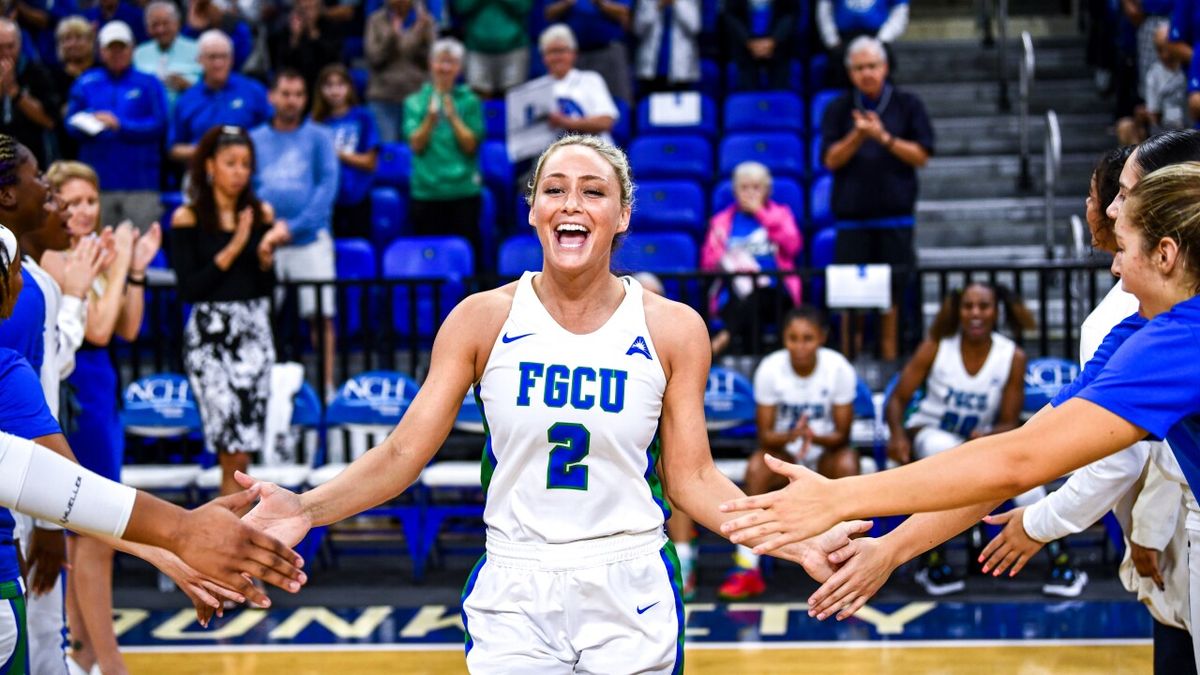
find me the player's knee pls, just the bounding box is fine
[743,450,774,494]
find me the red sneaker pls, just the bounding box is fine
[717,568,765,600]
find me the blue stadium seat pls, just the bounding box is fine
[808,53,829,90]
[631,180,707,236]
[374,142,411,191]
[811,136,827,177]
[482,99,506,141]
[699,58,722,101]
[349,66,368,100]
[613,232,697,273]
[1023,357,1081,413]
[718,132,805,180]
[636,92,718,138]
[370,186,407,248]
[811,227,836,268]
[382,236,472,338]
[628,135,713,184]
[292,380,323,428]
[121,372,202,437]
[326,370,420,428]
[723,91,804,134]
[810,173,833,228]
[344,38,364,63]
[612,98,632,147]
[481,140,513,202]
[725,61,804,94]
[810,89,843,131]
[160,191,184,223]
[705,365,756,431]
[711,177,805,232]
[497,234,542,277]
[479,186,498,273]
[334,238,376,336]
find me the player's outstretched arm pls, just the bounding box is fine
[718,399,1143,554]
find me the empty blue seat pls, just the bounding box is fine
[711,177,805,230]
[497,234,542,277]
[699,58,722,101]
[479,186,497,273]
[613,232,697,273]
[636,92,718,138]
[810,89,843,131]
[374,142,411,191]
[326,370,420,427]
[705,365,756,431]
[719,132,804,180]
[632,180,707,236]
[121,373,202,436]
[482,99,506,141]
[628,135,712,184]
[811,174,833,228]
[382,236,472,338]
[292,381,323,428]
[811,227,836,268]
[811,136,827,177]
[481,140,513,200]
[808,53,828,90]
[612,98,632,147]
[334,238,376,336]
[370,186,407,248]
[725,60,804,94]
[723,91,804,134]
[1024,357,1081,412]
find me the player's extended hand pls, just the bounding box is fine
[236,471,313,549]
[775,519,873,583]
[152,548,248,628]
[719,454,838,554]
[1130,542,1165,591]
[173,485,306,607]
[24,526,67,597]
[978,506,1043,577]
[807,536,897,621]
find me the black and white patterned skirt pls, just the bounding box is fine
[184,298,275,454]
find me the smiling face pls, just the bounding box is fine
[58,177,100,238]
[528,144,630,273]
[542,39,576,79]
[959,284,998,342]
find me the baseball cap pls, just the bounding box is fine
[98,21,134,48]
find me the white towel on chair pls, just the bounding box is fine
[263,362,304,466]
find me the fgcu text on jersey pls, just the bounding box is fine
[516,363,627,413]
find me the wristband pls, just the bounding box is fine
[127,274,146,286]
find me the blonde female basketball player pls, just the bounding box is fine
[236,135,869,674]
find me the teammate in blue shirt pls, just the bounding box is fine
[719,161,1200,603]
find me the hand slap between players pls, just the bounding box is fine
[807,536,898,621]
[719,453,840,554]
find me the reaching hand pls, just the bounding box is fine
[719,454,839,554]
[131,222,163,273]
[775,520,873,583]
[152,548,248,628]
[1130,542,1165,591]
[807,536,898,621]
[236,471,314,549]
[978,506,1043,576]
[24,527,67,597]
[172,485,307,607]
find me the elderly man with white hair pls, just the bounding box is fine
[403,37,485,258]
[0,18,58,166]
[134,1,202,108]
[169,28,270,163]
[530,24,618,144]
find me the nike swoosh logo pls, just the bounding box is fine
[637,601,659,615]
[501,332,535,343]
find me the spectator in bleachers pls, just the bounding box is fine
[404,37,484,256]
[312,63,380,241]
[821,35,932,362]
[632,0,700,94]
[0,18,59,167]
[531,24,618,145]
[269,0,344,91]
[365,0,435,143]
[182,0,255,71]
[817,0,908,89]
[701,160,802,356]
[722,0,797,91]
[717,306,858,600]
[133,1,201,110]
[85,0,147,45]
[544,0,634,104]
[452,0,532,99]
[1124,1,1173,100]
[170,29,270,164]
[67,20,169,233]
[171,125,290,496]
[1122,23,1184,143]
[252,69,339,395]
[42,159,161,675]
[51,17,95,161]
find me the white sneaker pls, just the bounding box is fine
[1043,568,1089,598]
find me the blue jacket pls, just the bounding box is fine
[251,121,339,247]
[172,73,271,146]
[67,66,168,191]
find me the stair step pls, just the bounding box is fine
[932,114,1112,156]
[918,153,1093,199]
[892,39,1089,84]
[904,79,1103,116]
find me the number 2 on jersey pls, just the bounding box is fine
[546,422,590,490]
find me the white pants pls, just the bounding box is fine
[1188,528,1200,664]
[15,513,68,675]
[462,531,682,674]
[274,230,337,319]
[913,427,1047,506]
[0,579,26,674]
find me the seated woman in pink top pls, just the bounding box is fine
[702,161,803,355]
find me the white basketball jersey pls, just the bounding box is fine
[906,333,1016,437]
[753,347,857,456]
[475,272,668,544]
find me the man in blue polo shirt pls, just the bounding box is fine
[66,20,168,233]
[820,35,933,362]
[169,29,269,164]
